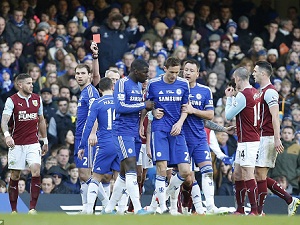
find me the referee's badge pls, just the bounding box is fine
[32,100,38,107]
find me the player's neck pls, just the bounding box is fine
[128,74,138,83]
[260,79,271,88]
[101,90,113,96]
[189,81,196,88]
[79,82,91,91]
[18,90,31,98]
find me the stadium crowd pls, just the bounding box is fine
[0,0,299,207]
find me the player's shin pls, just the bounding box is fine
[105,175,126,213]
[117,191,129,214]
[30,176,41,210]
[125,172,142,213]
[87,179,100,214]
[191,181,205,214]
[155,175,168,212]
[200,166,215,210]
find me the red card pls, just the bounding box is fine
[93,34,101,43]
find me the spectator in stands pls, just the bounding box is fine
[18,177,27,194]
[247,37,266,64]
[236,16,255,54]
[42,156,58,176]
[94,0,111,25]
[59,86,71,101]
[179,11,201,47]
[57,0,70,25]
[217,168,234,196]
[0,1,11,22]
[0,16,7,42]
[68,76,80,101]
[72,6,88,33]
[291,108,300,130]
[6,8,31,47]
[64,163,80,194]
[203,48,226,90]
[195,3,211,29]
[48,35,68,61]
[269,126,300,195]
[41,175,55,194]
[56,147,70,170]
[58,61,78,87]
[267,48,279,68]
[11,41,26,74]
[0,179,7,193]
[27,63,43,94]
[206,72,224,107]
[48,97,74,145]
[66,21,79,43]
[27,43,48,76]
[47,165,71,194]
[41,87,57,123]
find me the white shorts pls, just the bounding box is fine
[8,143,42,170]
[235,141,259,167]
[137,144,153,169]
[256,136,277,168]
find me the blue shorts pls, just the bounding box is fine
[151,131,189,165]
[188,142,211,166]
[74,137,96,168]
[113,135,142,162]
[92,141,120,174]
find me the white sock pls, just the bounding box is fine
[86,179,99,214]
[118,191,129,213]
[202,172,215,210]
[191,181,204,214]
[105,175,125,213]
[102,182,111,198]
[149,191,158,212]
[80,181,89,212]
[98,182,109,207]
[170,185,180,212]
[125,172,142,213]
[167,173,184,197]
[155,175,167,212]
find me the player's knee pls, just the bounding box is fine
[200,165,213,179]
[10,170,21,180]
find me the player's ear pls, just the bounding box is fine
[163,66,167,72]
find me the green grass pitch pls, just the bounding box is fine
[0,214,299,225]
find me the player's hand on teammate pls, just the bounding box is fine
[5,136,15,148]
[225,86,235,97]
[153,108,164,119]
[170,121,183,136]
[275,138,284,154]
[225,125,236,135]
[181,103,195,114]
[145,100,155,111]
[78,149,85,160]
[88,133,98,146]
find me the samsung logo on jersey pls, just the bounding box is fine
[130,96,143,101]
[159,96,182,102]
[103,100,114,105]
[190,100,202,106]
[18,112,37,121]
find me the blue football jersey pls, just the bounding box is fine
[76,84,100,137]
[113,77,146,137]
[78,95,115,149]
[146,76,189,132]
[183,83,214,143]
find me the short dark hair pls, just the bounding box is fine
[255,61,273,77]
[57,146,70,155]
[42,175,55,185]
[16,73,31,82]
[75,64,91,74]
[131,59,148,72]
[183,59,200,71]
[99,77,113,92]
[59,85,70,93]
[34,43,46,52]
[57,97,69,104]
[165,57,181,68]
[281,125,295,134]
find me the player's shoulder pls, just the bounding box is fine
[148,76,162,85]
[196,83,211,92]
[177,77,189,85]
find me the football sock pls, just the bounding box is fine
[235,180,246,214]
[125,172,142,213]
[30,176,41,210]
[9,179,19,212]
[245,179,258,215]
[257,180,268,214]
[267,177,292,205]
[105,175,125,213]
[87,179,99,214]
[155,175,167,212]
[191,181,204,214]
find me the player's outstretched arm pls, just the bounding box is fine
[91,41,100,86]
